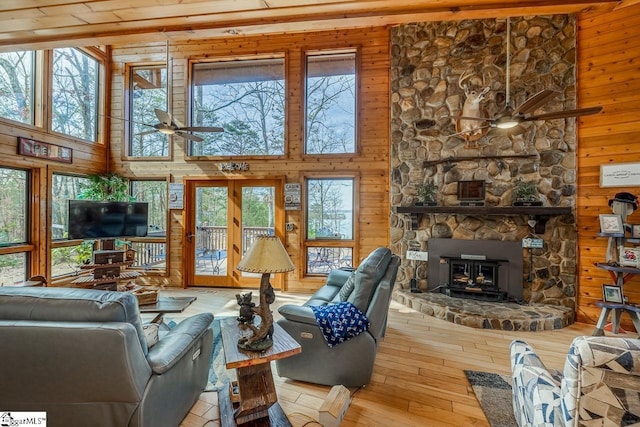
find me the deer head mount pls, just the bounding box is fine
[454,69,490,147]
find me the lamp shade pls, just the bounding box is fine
[236,235,295,273]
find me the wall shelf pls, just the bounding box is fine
[395,206,573,232]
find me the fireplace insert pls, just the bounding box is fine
[443,257,507,301]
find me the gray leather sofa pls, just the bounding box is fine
[275,247,400,387]
[0,287,213,427]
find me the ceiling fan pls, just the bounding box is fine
[452,17,602,137]
[131,41,224,142]
[136,108,224,142]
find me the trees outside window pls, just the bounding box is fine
[305,52,356,154]
[0,167,29,284]
[0,51,34,124]
[129,65,168,157]
[52,48,99,141]
[130,180,167,236]
[191,58,285,156]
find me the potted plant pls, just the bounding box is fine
[78,173,133,202]
[416,181,438,206]
[512,178,542,206]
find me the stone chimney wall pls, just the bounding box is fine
[389,16,577,309]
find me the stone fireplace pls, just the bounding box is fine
[388,16,578,329]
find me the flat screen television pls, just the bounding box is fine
[67,200,149,240]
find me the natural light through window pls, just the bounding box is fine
[305,52,356,154]
[0,51,34,125]
[129,65,168,157]
[191,58,285,156]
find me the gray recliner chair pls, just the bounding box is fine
[275,247,400,387]
[0,287,213,427]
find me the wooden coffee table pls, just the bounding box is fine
[139,296,196,325]
[218,317,301,426]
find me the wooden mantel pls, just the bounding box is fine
[395,205,573,232]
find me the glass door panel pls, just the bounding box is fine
[186,178,284,289]
[192,184,229,286]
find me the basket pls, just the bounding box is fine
[131,288,159,305]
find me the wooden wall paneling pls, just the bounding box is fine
[109,27,391,291]
[577,3,640,329]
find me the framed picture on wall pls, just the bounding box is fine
[602,284,624,304]
[620,247,640,267]
[599,214,624,234]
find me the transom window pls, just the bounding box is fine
[305,52,356,154]
[190,57,285,156]
[52,48,99,142]
[0,51,35,125]
[129,65,168,157]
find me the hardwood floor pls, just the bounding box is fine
[165,287,613,427]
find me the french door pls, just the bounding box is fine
[184,178,284,288]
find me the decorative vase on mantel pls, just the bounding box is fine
[415,181,438,206]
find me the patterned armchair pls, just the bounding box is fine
[510,336,640,426]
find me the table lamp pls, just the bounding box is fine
[236,235,294,351]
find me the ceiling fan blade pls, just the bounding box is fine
[454,116,492,122]
[447,125,491,138]
[175,131,204,142]
[154,108,173,127]
[513,90,560,115]
[525,106,603,121]
[177,126,224,133]
[135,130,159,137]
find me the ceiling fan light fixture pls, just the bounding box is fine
[158,128,174,135]
[496,119,520,129]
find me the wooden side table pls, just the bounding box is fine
[593,263,640,337]
[219,317,301,426]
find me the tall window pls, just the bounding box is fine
[0,167,29,284]
[191,58,285,156]
[130,180,168,269]
[129,65,168,157]
[51,173,91,277]
[0,51,34,124]
[52,48,99,141]
[305,52,356,154]
[305,177,355,275]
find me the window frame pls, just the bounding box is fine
[0,165,37,284]
[127,177,170,275]
[187,54,288,160]
[124,63,171,160]
[0,50,36,126]
[49,47,105,144]
[303,48,360,158]
[302,172,359,277]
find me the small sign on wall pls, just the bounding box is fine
[168,183,184,210]
[18,137,72,163]
[284,183,301,211]
[600,162,640,187]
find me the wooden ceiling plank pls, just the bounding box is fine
[0,0,619,51]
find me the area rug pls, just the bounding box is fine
[464,370,517,427]
[204,317,235,392]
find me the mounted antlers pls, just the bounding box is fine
[454,69,491,146]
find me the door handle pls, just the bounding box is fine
[186,233,195,242]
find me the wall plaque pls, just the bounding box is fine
[18,137,72,163]
[600,162,640,188]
